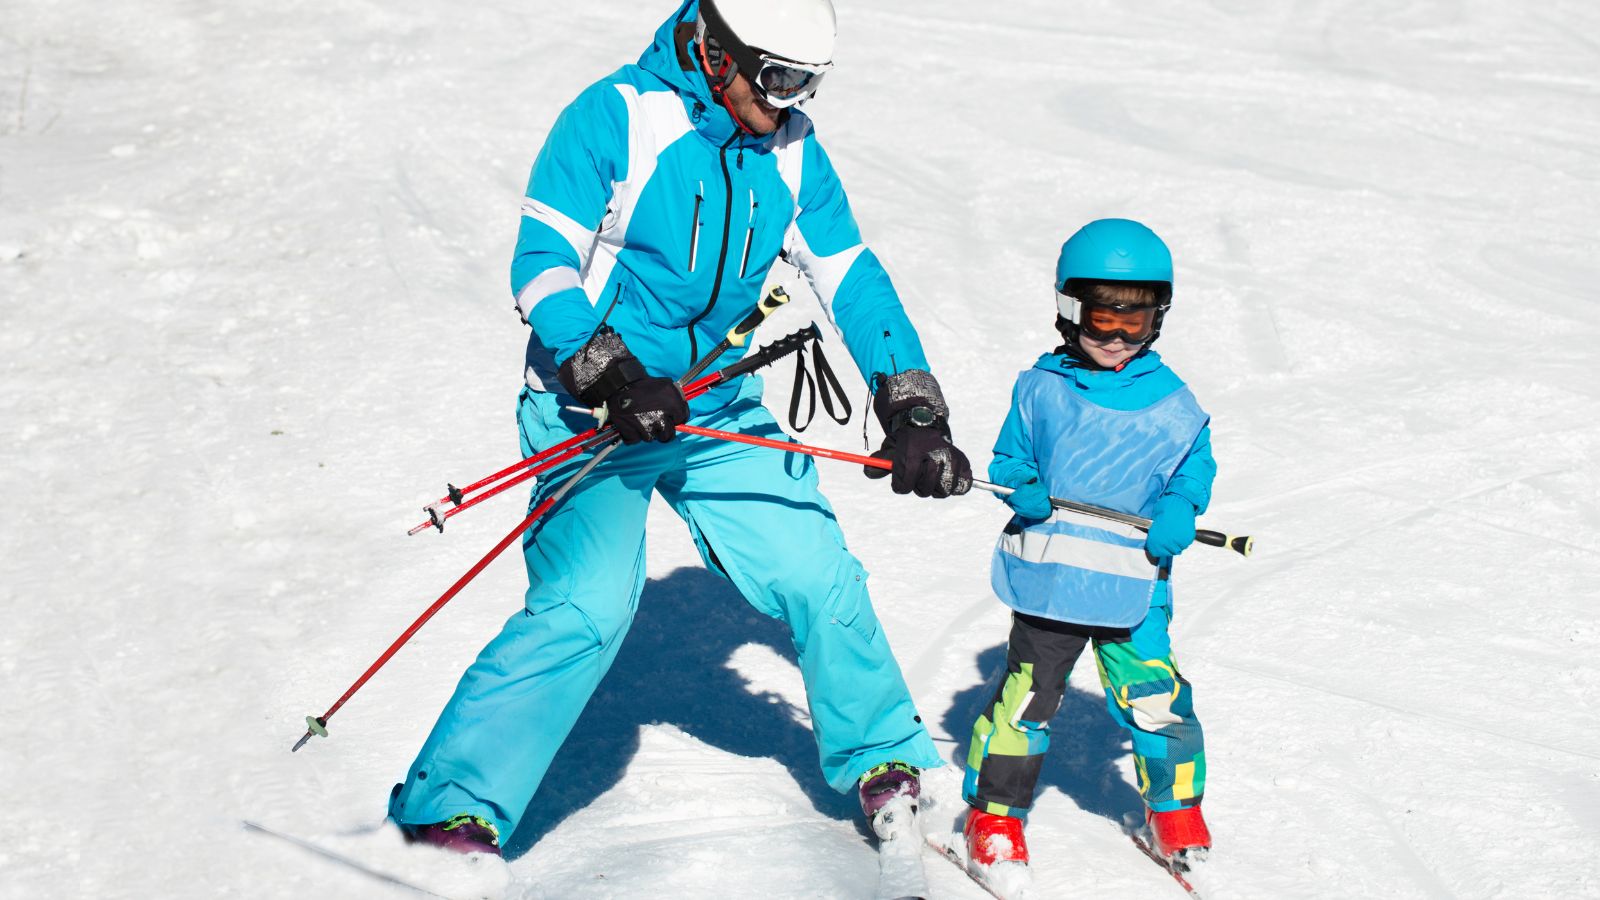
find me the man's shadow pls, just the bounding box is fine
[942,643,1146,827]
[504,565,859,858]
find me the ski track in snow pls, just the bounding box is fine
[3,0,1598,897]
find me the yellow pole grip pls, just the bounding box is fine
[727,286,791,348]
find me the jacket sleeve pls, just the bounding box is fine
[782,126,930,388]
[988,380,1041,489]
[510,83,628,366]
[1163,426,1217,515]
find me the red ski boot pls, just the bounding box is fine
[964,808,1029,867]
[1147,806,1211,865]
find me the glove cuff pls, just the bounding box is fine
[558,328,648,406]
[1155,493,1196,514]
[871,369,951,431]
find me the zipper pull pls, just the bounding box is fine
[737,147,744,169]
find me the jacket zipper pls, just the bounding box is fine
[738,191,758,279]
[739,192,758,280]
[686,132,740,365]
[687,182,703,272]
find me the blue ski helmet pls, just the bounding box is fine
[1055,218,1174,299]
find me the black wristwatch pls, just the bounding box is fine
[888,405,939,432]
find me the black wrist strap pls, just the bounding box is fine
[787,338,853,432]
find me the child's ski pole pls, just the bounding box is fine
[669,424,1254,558]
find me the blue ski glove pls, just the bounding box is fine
[1003,478,1053,521]
[1145,494,1197,558]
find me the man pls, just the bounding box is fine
[388,0,972,854]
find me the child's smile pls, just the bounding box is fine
[1078,333,1143,370]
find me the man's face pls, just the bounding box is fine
[722,71,783,135]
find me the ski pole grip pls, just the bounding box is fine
[1196,529,1254,558]
[727,286,790,348]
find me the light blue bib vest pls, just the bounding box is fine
[991,369,1209,628]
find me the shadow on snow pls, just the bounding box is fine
[504,565,858,857]
[503,571,1146,858]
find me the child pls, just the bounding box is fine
[960,218,1217,883]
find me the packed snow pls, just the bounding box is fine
[3,0,1598,897]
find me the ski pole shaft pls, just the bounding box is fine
[673,424,1254,558]
[676,423,882,468]
[294,436,623,752]
[977,482,1254,557]
[415,326,824,532]
[418,293,788,517]
[409,370,732,535]
[405,429,616,536]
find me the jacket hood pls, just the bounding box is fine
[637,0,757,145]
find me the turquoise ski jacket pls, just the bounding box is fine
[511,0,931,414]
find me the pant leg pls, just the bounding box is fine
[1092,604,1205,812]
[388,390,677,839]
[654,392,942,794]
[963,612,1092,817]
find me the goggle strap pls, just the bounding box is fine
[1056,290,1083,325]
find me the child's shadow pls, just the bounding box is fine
[504,565,858,858]
[943,643,1146,826]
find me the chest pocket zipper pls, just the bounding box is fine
[738,191,758,279]
[688,181,704,272]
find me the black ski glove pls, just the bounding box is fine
[864,369,973,499]
[558,328,688,445]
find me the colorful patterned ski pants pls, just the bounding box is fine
[964,606,1204,816]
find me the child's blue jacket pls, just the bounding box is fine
[989,349,1216,627]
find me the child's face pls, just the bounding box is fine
[1077,332,1142,369]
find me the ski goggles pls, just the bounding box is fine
[1056,291,1168,343]
[747,55,831,108]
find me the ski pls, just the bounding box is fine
[872,795,929,900]
[242,819,508,899]
[924,828,1034,900]
[243,820,455,898]
[1129,831,1205,900]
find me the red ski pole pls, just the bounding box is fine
[674,424,1255,557]
[409,290,796,534]
[293,436,623,752]
[409,324,824,535]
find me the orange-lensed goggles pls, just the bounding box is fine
[1056,291,1169,343]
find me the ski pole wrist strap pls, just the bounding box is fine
[788,337,852,432]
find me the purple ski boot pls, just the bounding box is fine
[405,814,501,856]
[858,762,921,839]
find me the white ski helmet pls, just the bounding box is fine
[697,0,836,108]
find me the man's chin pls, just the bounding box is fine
[750,104,783,134]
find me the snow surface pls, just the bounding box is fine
[3,0,1598,897]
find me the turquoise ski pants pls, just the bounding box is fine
[388,380,941,840]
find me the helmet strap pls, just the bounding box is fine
[697,38,759,137]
